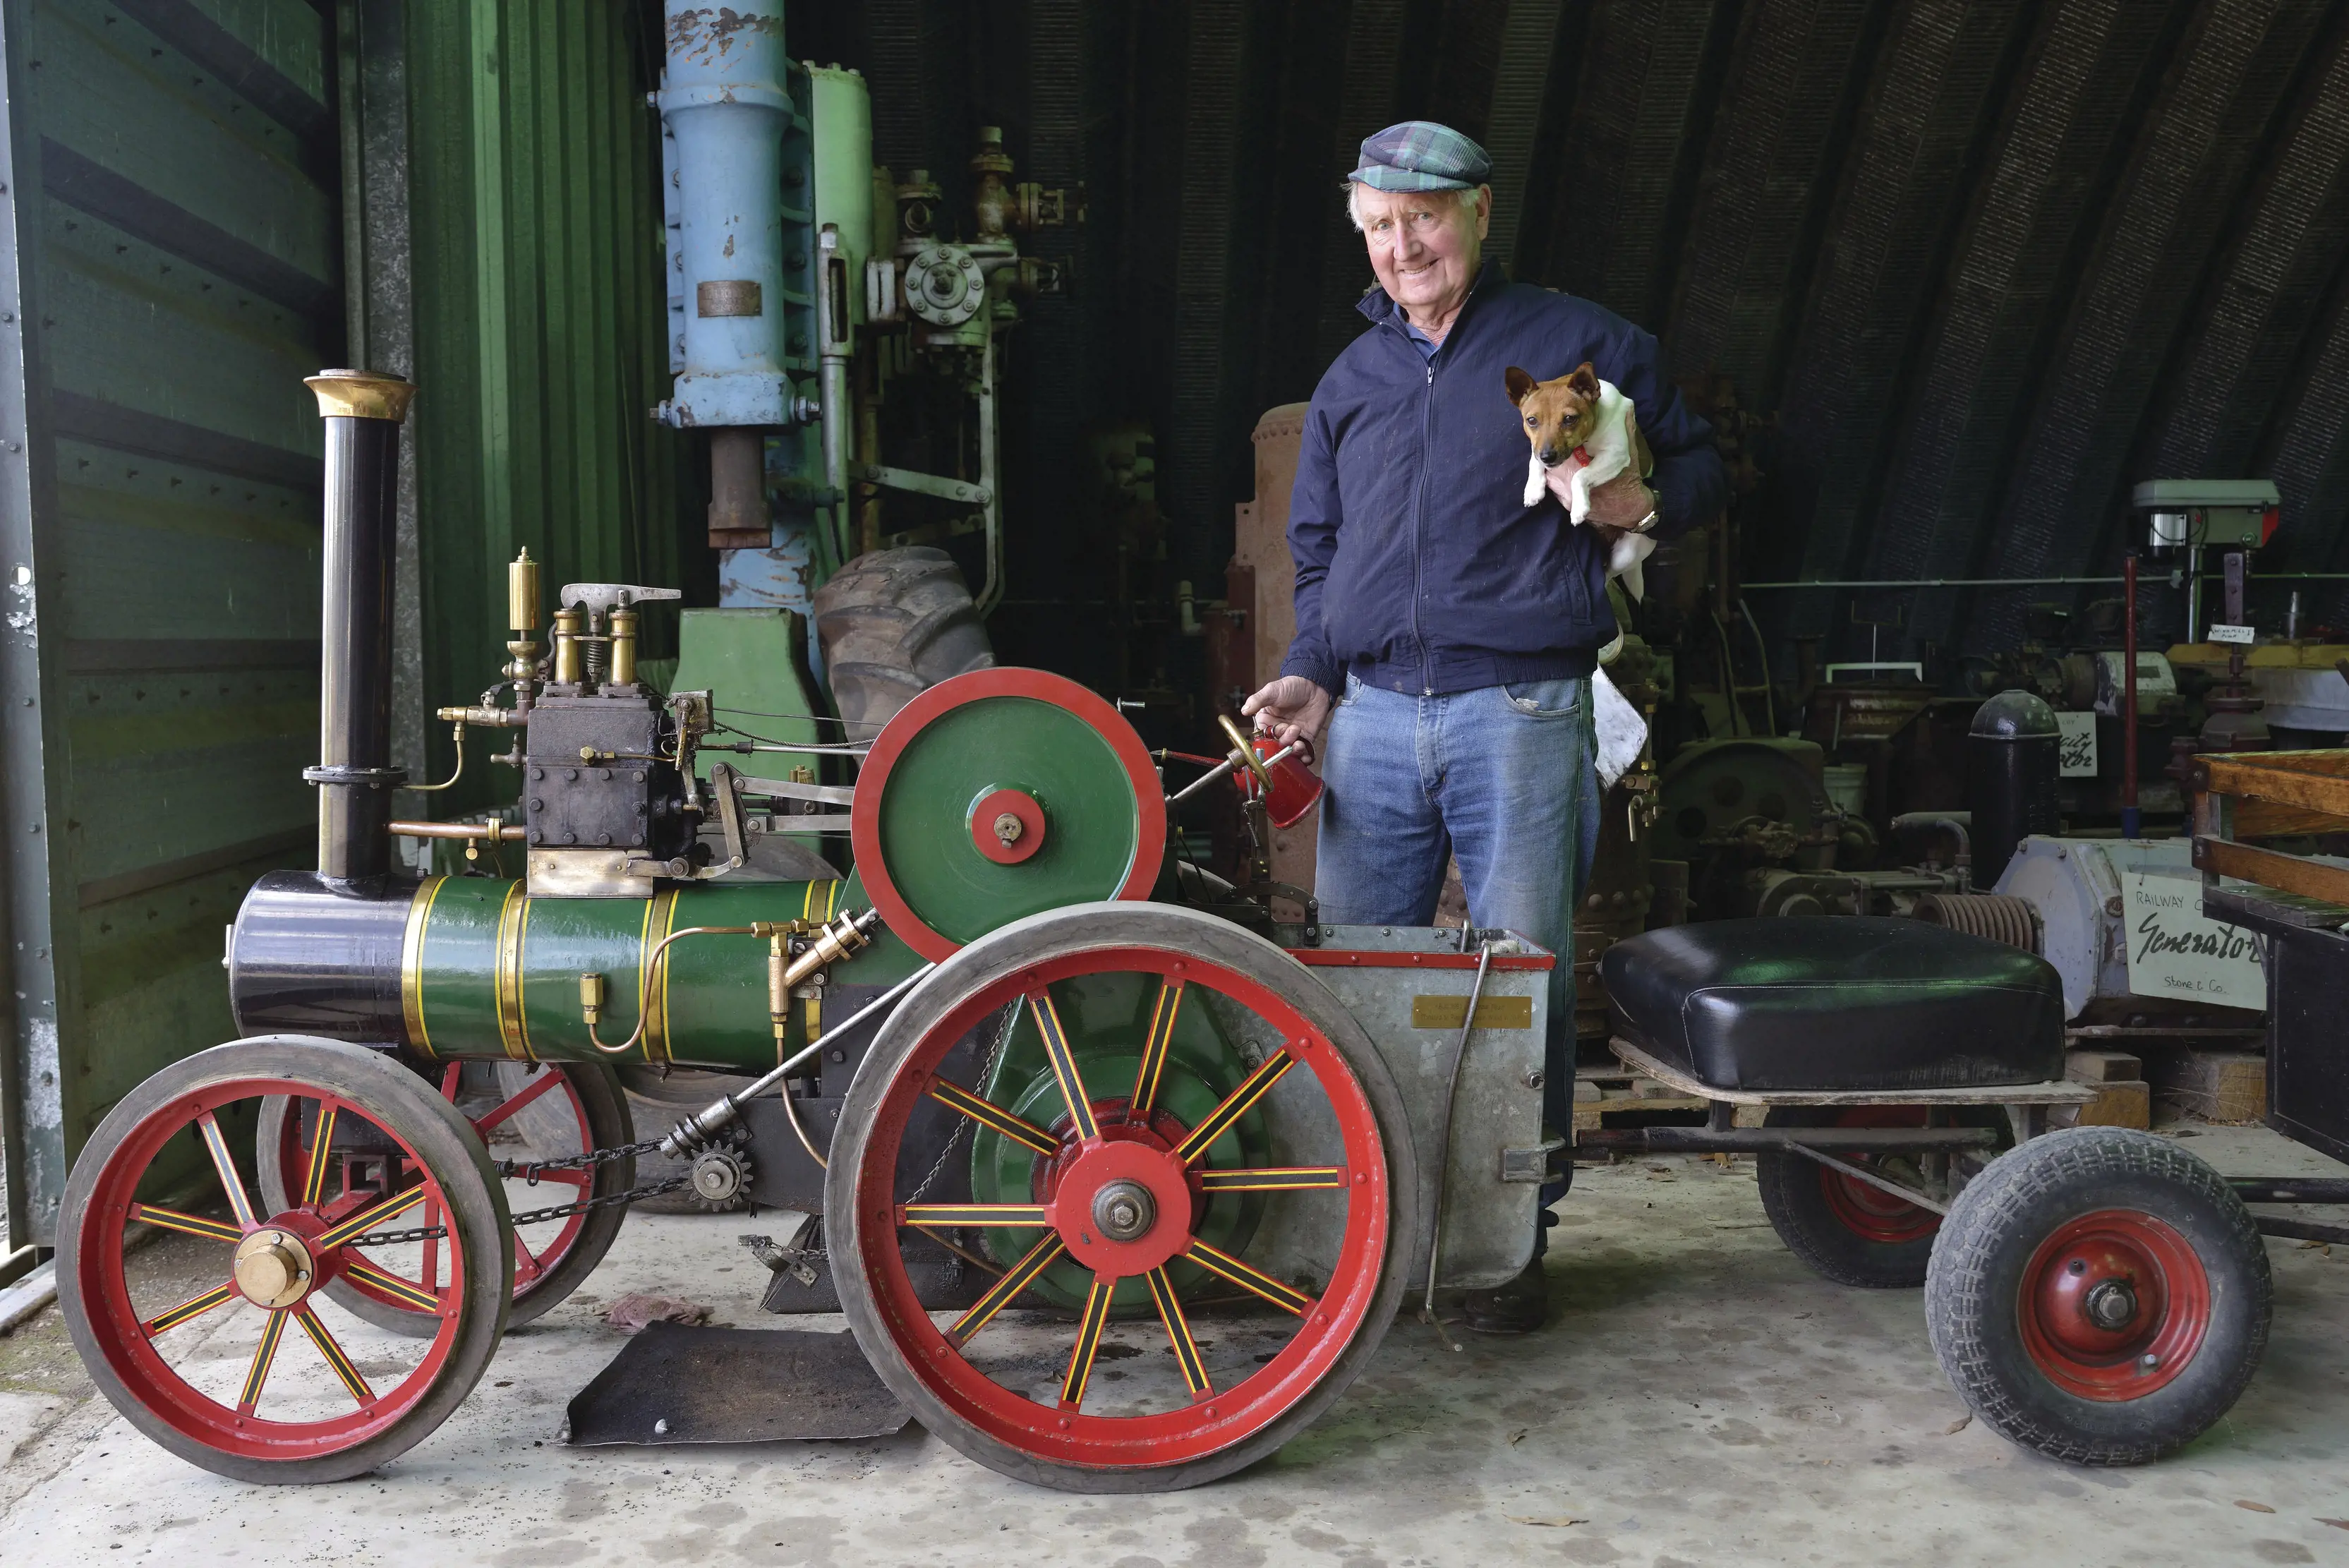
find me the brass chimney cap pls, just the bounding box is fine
[306,368,416,423]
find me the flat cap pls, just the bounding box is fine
[1348,120,1492,192]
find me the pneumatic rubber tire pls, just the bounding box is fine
[258,1059,634,1334]
[1925,1126,2270,1466]
[1756,1107,1959,1289]
[58,1035,510,1484]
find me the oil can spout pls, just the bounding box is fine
[303,369,415,885]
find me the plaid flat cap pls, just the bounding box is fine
[1348,121,1492,191]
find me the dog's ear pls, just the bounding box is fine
[1505,366,1537,405]
[1566,361,1600,401]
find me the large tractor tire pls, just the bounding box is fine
[812,547,994,733]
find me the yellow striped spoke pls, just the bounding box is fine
[318,1184,427,1249]
[143,1282,236,1337]
[1029,990,1100,1142]
[1060,1274,1116,1409]
[1173,1051,1297,1163]
[1145,1265,1212,1399]
[948,1234,1066,1345]
[195,1112,259,1230]
[926,1078,1057,1156]
[900,1202,1046,1228]
[1185,1236,1314,1315]
[293,1306,375,1406]
[344,1257,441,1313]
[1195,1165,1346,1193]
[301,1102,339,1206]
[1128,978,1185,1118]
[237,1308,289,1413]
[128,1203,243,1245]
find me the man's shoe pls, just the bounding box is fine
[1461,1258,1547,1334]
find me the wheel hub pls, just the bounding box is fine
[2082,1277,2139,1332]
[1092,1179,1157,1241]
[1048,1138,1195,1275]
[233,1227,317,1310]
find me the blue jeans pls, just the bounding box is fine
[1316,673,1600,1262]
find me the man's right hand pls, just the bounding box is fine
[1240,675,1334,761]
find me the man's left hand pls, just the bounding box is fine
[1586,471,1656,531]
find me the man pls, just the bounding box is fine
[1243,121,1726,1333]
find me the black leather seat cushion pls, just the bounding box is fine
[1600,917,2065,1092]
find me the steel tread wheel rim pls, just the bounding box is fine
[830,904,1413,1488]
[57,1037,509,1480]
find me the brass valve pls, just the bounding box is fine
[763,908,883,1039]
[579,971,608,1027]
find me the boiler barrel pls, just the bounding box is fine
[228,872,911,1071]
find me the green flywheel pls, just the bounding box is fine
[849,668,1168,960]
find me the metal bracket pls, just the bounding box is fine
[303,764,408,789]
[1500,1135,1566,1183]
[737,773,858,807]
[850,462,992,507]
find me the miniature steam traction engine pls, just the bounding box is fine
[54,375,2281,1491]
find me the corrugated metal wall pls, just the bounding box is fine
[401,0,687,820]
[823,0,2349,668]
[1,0,339,1247]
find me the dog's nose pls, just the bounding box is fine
[1538,447,1559,466]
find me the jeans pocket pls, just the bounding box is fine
[1502,677,1583,718]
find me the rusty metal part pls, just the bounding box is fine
[1913,893,2042,953]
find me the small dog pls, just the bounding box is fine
[1506,362,1657,601]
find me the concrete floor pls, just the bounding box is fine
[4,1123,2347,1568]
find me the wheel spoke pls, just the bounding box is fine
[1144,1265,1213,1398]
[1196,1165,1345,1193]
[1128,978,1185,1118]
[1173,1050,1297,1164]
[900,1202,1047,1227]
[318,1183,428,1248]
[473,1066,564,1135]
[1184,1236,1314,1315]
[143,1281,237,1337]
[128,1203,243,1245]
[513,1229,543,1283]
[439,1062,462,1100]
[948,1233,1066,1345]
[301,1102,339,1207]
[926,1078,1057,1155]
[1059,1273,1116,1409]
[420,1196,440,1296]
[291,1305,375,1406]
[236,1309,291,1413]
[1029,989,1101,1142]
[344,1255,442,1313]
[195,1112,260,1230]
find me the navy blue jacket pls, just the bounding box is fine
[1281,261,1726,695]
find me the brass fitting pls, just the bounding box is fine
[579,971,608,1027]
[757,909,882,1041]
[610,603,639,687]
[436,704,528,728]
[509,548,541,634]
[551,605,586,687]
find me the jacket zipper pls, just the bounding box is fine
[1411,351,1435,695]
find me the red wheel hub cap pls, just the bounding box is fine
[2019,1208,2211,1400]
[1046,1139,1195,1275]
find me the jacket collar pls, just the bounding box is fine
[1357,257,1509,336]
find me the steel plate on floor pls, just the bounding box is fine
[565,1323,910,1445]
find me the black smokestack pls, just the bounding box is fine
[303,370,413,883]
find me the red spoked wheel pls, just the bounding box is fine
[1756,1106,1956,1288]
[828,902,1419,1492]
[56,1036,510,1483]
[2017,1209,2211,1400]
[257,1060,634,1334]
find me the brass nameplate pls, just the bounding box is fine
[697,279,763,318]
[1411,994,1533,1030]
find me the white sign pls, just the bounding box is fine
[2120,872,2265,1008]
[2209,622,2256,645]
[2055,711,2099,778]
